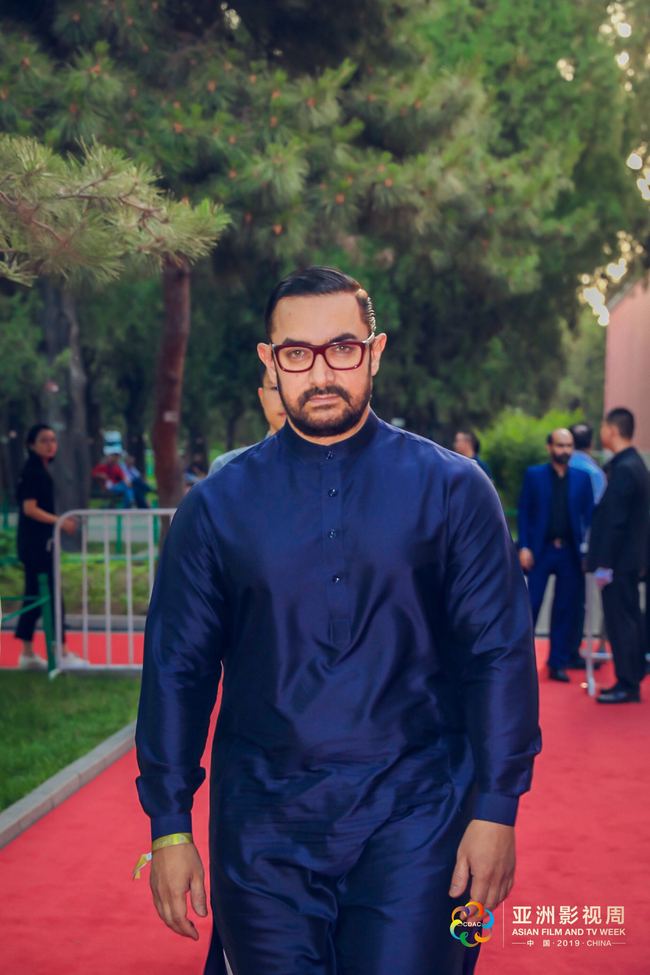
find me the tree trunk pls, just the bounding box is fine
[151,257,191,508]
[0,405,11,511]
[85,376,104,467]
[123,370,148,472]
[0,402,26,507]
[40,282,91,514]
[126,427,146,474]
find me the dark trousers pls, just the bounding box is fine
[601,571,645,692]
[14,556,66,644]
[527,544,583,669]
[206,798,481,975]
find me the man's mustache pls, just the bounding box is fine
[299,386,351,408]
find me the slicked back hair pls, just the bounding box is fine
[264,266,376,339]
[605,407,634,440]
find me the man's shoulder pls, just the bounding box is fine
[380,420,455,460]
[205,434,278,484]
[524,463,548,479]
[570,451,597,472]
[378,420,489,484]
[378,420,440,456]
[616,449,650,493]
[178,440,275,518]
[208,444,253,476]
[620,447,648,473]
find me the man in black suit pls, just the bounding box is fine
[587,408,650,703]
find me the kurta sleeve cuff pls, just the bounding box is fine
[473,792,519,826]
[151,813,193,843]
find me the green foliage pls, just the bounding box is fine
[555,310,607,424]
[480,407,582,510]
[77,274,161,437]
[0,528,17,561]
[0,291,46,412]
[0,0,647,447]
[0,135,228,285]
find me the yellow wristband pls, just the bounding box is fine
[152,832,193,852]
[132,832,193,880]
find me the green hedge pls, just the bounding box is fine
[481,408,582,512]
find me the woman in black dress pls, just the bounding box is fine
[15,424,83,668]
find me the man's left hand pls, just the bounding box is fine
[448,820,515,911]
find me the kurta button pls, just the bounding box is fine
[328,488,338,497]
[332,575,341,583]
[326,450,334,460]
[328,530,337,539]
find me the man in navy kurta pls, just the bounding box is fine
[136,267,541,975]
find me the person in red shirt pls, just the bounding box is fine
[91,453,135,507]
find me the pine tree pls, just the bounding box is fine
[0,134,227,505]
[0,0,647,457]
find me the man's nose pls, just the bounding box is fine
[309,350,335,384]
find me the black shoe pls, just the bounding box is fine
[566,658,602,671]
[548,668,570,682]
[599,682,621,695]
[597,687,640,704]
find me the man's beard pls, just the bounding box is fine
[553,452,571,465]
[277,370,372,438]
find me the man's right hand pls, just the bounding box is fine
[150,842,208,940]
[519,548,534,572]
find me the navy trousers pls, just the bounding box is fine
[527,544,583,669]
[205,795,483,975]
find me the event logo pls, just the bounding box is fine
[450,901,494,948]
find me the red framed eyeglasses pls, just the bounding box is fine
[271,335,375,372]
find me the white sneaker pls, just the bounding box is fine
[18,653,48,671]
[61,653,90,669]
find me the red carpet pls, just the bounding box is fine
[1,630,145,667]
[1,641,648,974]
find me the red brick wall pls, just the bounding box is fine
[605,279,650,453]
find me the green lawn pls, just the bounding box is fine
[0,671,141,810]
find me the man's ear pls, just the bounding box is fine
[257,342,277,383]
[370,333,388,377]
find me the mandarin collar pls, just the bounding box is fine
[279,409,380,462]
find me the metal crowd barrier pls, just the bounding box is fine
[2,573,57,676]
[53,508,176,672]
[581,572,611,697]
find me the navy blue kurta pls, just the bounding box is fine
[136,411,541,973]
